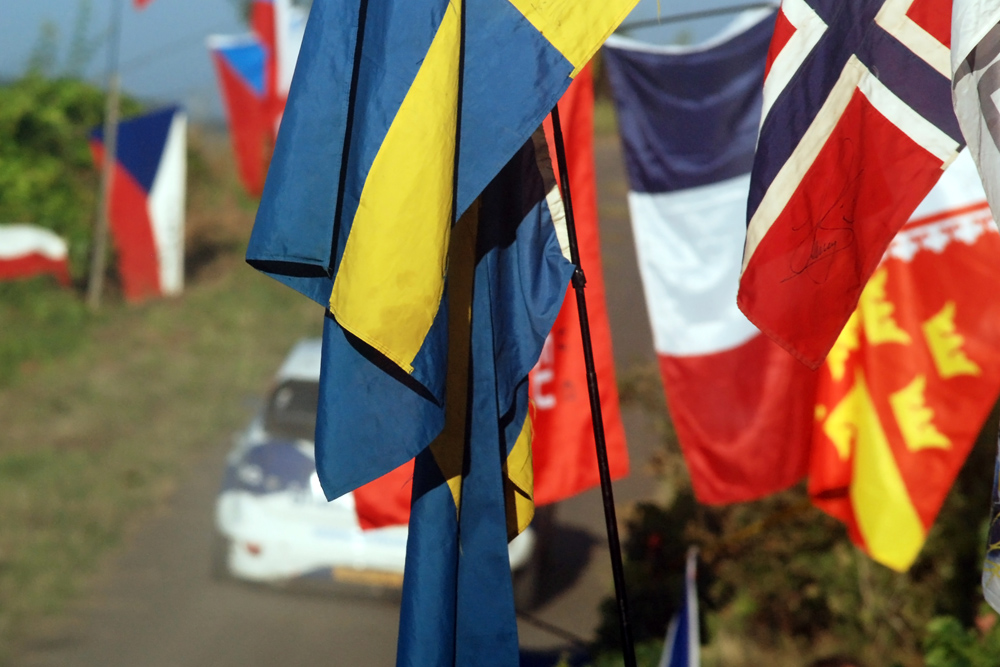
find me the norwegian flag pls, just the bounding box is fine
[738,0,965,369]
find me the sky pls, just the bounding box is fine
[0,0,772,122]
[1,0,247,120]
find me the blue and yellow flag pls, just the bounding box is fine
[246,0,636,498]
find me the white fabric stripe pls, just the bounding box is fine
[545,185,572,262]
[876,0,951,77]
[760,0,827,125]
[630,176,759,357]
[0,224,68,261]
[606,8,776,55]
[859,71,961,163]
[952,0,1000,69]
[745,55,866,271]
[148,111,187,296]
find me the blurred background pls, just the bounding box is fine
[2,2,999,667]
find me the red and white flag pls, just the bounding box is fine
[0,224,71,286]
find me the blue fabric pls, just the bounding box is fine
[246,0,572,297]
[397,138,571,666]
[221,39,267,95]
[746,0,963,223]
[92,106,178,193]
[602,16,774,194]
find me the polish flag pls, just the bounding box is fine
[0,224,71,286]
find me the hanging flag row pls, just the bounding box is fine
[605,5,1000,575]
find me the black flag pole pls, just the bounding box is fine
[550,105,637,667]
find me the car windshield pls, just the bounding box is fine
[263,379,319,442]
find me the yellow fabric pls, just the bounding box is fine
[827,311,861,382]
[889,376,951,452]
[503,415,535,540]
[329,2,460,374]
[505,0,640,76]
[841,371,926,572]
[859,268,911,345]
[922,302,981,378]
[428,199,479,515]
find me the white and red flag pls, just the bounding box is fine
[739,0,964,369]
[89,106,186,302]
[0,224,71,286]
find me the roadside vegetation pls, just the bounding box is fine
[0,74,320,665]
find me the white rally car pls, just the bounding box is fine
[213,338,539,596]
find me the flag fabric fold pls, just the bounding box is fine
[952,1,1000,225]
[89,106,186,302]
[604,10,819,504]
[811,150,1000,572]
[739,0,964,369]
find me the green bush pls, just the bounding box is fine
[0,75,142,276]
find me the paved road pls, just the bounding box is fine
[17,134,663,667]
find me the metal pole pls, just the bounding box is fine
[550,105,637,667]
[87,0,125,309]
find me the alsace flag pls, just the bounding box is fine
[739,0,965,369]
[90,106,187,302]
[604,11,819,504]
[0,224,71,286]
[811,150,1000,572]
[207,34,270,196]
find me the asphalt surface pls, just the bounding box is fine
[17,134,664,667]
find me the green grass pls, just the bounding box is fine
[0,137,322,662]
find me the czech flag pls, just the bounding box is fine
[207,34,271,196]
[90,106,187,302]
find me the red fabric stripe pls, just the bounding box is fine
[211,50,269,196]
[659,334,818,505]
[764,9,796,80]
[90,141,163,301]
[738,90,946,368]
[907,0,951,48]
[532,64,630,506]
[353,459,414,531]
[0,254,71,286]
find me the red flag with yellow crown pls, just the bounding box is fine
[810,151,1000,571]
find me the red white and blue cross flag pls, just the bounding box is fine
[738,0,964,368]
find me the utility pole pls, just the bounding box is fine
[87,0,125,309]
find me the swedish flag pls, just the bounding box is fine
[245,0,636,662]
[247,0,637,448]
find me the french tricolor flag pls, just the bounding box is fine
[90,106,186,302]
[604,12,818,504]
[207,34,270,196]
[0,224,71,286]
